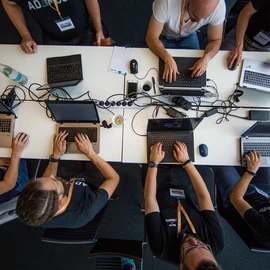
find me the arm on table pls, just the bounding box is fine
[0,132,29,195]
[75,133,119,198]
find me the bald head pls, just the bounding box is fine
[189,0,219,19]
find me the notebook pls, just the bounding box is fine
[239,58,270,93]
[0,99,16,148]
[240,121,270,167]
[147,118,203,163]
[45,100,100,154]
[158,57,207,96]
[37,54,83,90]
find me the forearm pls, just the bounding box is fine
[234,11,251,47]
[2,1,32,39]
[84,0,103,33]
[203,38,221,61]
[230,173,252,201]
[42,162,59,178]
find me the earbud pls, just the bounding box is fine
[233,90,243,103]
[102,120,112,129]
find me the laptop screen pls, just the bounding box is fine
[147,118,203,132]
[45,100,100,123]
[241,121,270,137]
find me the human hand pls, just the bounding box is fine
[163,55,179,83]
[149,142,165,164]
[227,45,242,69]
[0,158,11,169]
[246,150,261,174]
[11,132,29,157]
[74,133,96,158]
[173,142,190,163]
[189,56,210,78]
[20,35,37,54]
[52,131,69,159]
[95,30,105,46]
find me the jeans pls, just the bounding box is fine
[214,166,270,208]
[159,32,200,50]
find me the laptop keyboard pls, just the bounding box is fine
[243,70,270,88]
[48,64,82,82]
[151,134,189,147]
[243,142,270,157]
[59,127,97,143]
[0,118,11,132]
[169,73,201,87]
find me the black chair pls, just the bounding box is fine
[88,238,146,269]
[41,207,106,244]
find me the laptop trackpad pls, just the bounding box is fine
[66,143,80,154]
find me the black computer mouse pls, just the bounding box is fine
[130,59,138,74]
[228,59,237,71]
[199,144,208,157]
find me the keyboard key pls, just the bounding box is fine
[59,127,97,142]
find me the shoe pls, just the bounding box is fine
[121,257,136,270]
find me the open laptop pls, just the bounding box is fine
[239,58,270,93]
[147,118,203,163]
[37,54,83,90]
[0,99,16,148]
[158,57,206,96]
[240,121,270,167]
[45,100,100,154]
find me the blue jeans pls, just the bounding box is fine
[159,32,200,49]
[214,166,270,208]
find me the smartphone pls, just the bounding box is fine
[127,80,138,98]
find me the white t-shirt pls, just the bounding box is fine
[153,0,226,39]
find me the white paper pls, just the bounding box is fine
[109,46,132,75]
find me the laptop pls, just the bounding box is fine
[0,99,16,148]
[45,100,100,154]
[240,121,270,167]
[239,58,270,93]
[158,57,206,96]
[37,54,83,90]
[147,118,203,163]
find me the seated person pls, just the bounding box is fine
[223,0,270,69]
[144,142,223,268]
[214,150,270,248]
[146,0,225,82]
[0,132,29,224]
[16,132,119,228]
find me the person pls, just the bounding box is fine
[0,132,29,224]
[146,0,226,82]
[16,131,119,228]
[144,142,223,268]
[214,150,270,248]
[2,0,105,53]
[223,0,270,69]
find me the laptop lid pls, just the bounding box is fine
[147,118,203,133]
[239,58,270,93]
[241,121,270,138]
[45,100,100,123]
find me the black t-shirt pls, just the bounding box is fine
[41,180,108,228]
[145,202,224,264]
[245,0,270,45]
[243,193,270,248]
[12,0,89,40]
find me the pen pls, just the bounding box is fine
[152,76,156,95]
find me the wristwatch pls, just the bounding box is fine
[148,161,158,168]
[49,154,60,163]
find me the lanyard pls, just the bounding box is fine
[179,0,194,38]
[45,0,63,19]
[177,199,197,236]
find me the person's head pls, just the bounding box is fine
[180,233,222,270]
[187,0,219,23]
[16,175,67,226]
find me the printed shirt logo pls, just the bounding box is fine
[28,0,67,11]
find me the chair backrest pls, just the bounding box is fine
[41,206,106,244]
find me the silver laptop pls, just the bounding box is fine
[0,99,16,148]
[45,100,100,154]
[239,58,270,93]
[240,121,270,167]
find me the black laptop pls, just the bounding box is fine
[147,118,203,163]
[159,57,206,96]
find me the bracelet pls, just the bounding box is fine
[246,170,256,177]
[182,159,191,168]
[49,154,60,163]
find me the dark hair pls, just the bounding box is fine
[183,260,222,270]
[16,179,59,226]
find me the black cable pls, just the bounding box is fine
[134,67,159,80]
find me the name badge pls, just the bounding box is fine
[169,188,186,199]
[55,17,75,32]
[253,30,270,46]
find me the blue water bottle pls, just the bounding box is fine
[0,63,28,85]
